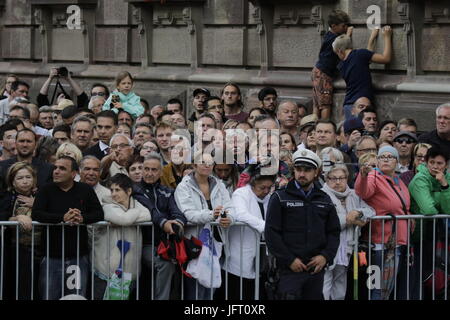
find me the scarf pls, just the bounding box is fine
[321,183,360,267]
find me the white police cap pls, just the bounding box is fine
[292,148,322,169]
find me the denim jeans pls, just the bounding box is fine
[39,255,89,300]
[369,246,407,300]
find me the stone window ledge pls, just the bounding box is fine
[29,0,97,5]
[124,0,205,4]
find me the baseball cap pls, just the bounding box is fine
[193,88,211,98]
[53,99,74,111]
[299,114,318,131]
[293,149,322,169]
[393,131,418,143]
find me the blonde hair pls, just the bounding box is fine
[56,142,83,164]
[222,119,239,130]
[332,34,353,53]
[413,143,432,156]
[115,71,133,87]
[6,162,37,192]
[358,152,377,168]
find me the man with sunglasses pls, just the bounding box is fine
[393,131,418,174]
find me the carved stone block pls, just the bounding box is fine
[202,27,244,65]
[421,26,450,72]
[99,0,128,25]
[4,0,32,25]
[342,0,388,25]
[272,26,320,68]
[51,28,84,61]
[152,27,190,64]
[1,27,32,58]
[94,27,128,62]
[130,27,141,63]
[153,6,188,26]
[246,27,260,66]
[424,2,450,24]
[202,0,245,25]
[273,5,312,26]
[33,28,43,60]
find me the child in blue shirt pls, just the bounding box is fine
[103,71,144,119]
[333,26,393,120]
[312,9,353,120]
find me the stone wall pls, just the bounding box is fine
[0,0,449,131]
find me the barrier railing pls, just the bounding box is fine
[355,214,450,301]
[3,215,448,300]
[0,221,262,300]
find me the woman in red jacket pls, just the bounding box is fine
[355,145,412,300]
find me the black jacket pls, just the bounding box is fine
[37,92,89,109]
[418,129,450,158]
[83,142,106,160]
[264,180,341,269]
[132,181,187,245]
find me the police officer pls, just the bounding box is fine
[265,148,340,300]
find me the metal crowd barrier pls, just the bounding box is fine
[354,214,450,301]
[0,221,262,301]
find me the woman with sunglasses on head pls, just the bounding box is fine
[174,151,235,300]
[400,143,432,186]
[321,164,375,300]
[355,145,412,300]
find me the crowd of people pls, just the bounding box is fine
[0,9,449,301]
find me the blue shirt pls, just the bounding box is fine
[294,181,315,198]
[315,31,340,78]
[338,49,375,106]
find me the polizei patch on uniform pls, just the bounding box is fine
[286,201,304,207]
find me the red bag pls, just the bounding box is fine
[157,235,203,278]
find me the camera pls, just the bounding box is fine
[57,67,69,77]
[111,94,120,103]
[172,223,184,239]
[220,209,227,218]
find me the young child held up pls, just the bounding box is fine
[103,71,144,119]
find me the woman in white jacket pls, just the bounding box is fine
[222,171,276,300]
[92,173,151,300]
[321,165,375,300]
[174,152,234,300]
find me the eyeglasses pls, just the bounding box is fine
[394,138,414,144]
[357,148,377,153]
[327,177,347,182]
[110,143,131,150]
[91,92,105,97]
[8,115,26,121]
[377,155,396,161]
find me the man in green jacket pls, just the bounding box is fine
[408,146,450,299]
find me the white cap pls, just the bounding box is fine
[292,149,322,169]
